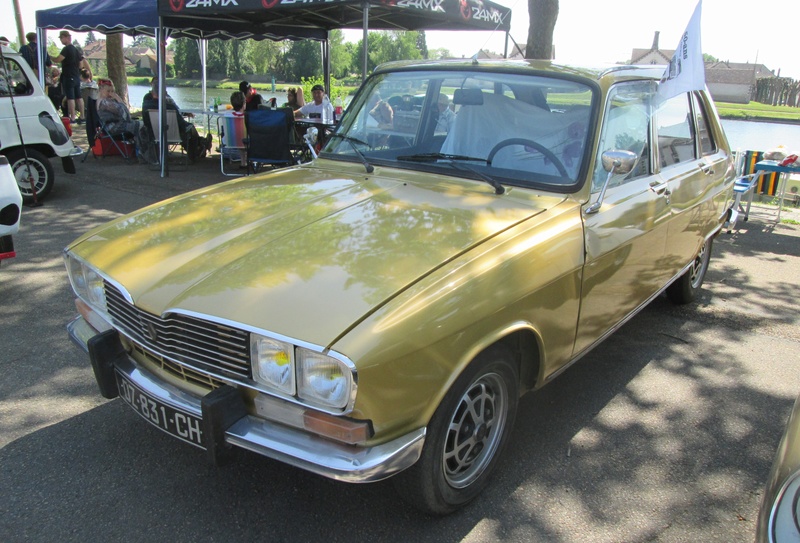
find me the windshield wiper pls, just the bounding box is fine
[397,152,489,164]
[396,153,505,195]
[328,134,373,173]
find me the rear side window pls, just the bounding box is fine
[0,58,33,97]
[656,93,695,167]
[692,92,716,156]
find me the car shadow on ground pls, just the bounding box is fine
[1,300,795,543]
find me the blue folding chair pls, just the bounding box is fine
[244,108,303,173]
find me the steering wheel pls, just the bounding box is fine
[487,138,569,178]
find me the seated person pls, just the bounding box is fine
[47,68,64,115]
[225,91,247,168]
[435,93,455,134]
[369,93,393,129]
[283,87,305,109]
[239,81,264,111]
[142,78,212,161]
[80,68,98,103]
[96,79,154,164]
[295,84,334,121]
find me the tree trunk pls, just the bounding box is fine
[526,0,559,60]
[105,33,128,107]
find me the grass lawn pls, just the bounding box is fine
[716,101,800,123]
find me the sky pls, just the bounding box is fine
[4,0,798,80]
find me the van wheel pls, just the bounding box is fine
[666,238,712,305]
[393,346,519,515]
[8,149,54,204]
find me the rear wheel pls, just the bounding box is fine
[666,238,713,304]
[8,149,54,204]
[393,346,519,515]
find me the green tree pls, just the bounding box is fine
[132,36,157,49]
[229,40,252,77]
[329,30,352,79]
[250,39,283,76]
[173,38,201,78]
[285,39,321,81]
[206,39,229,78]
[428,47,452,60]
[84,31,97,46]
[416,30,428,59]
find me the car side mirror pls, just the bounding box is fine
[585,150,638,215]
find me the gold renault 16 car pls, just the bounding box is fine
[65,60,735,514]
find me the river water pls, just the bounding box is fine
[128,85,800,152]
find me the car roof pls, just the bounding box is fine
[373,58,666,84]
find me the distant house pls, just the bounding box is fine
[704,61,775,104]
[71,40,174,76]
[630,31,776,104]
[630,31,674,66]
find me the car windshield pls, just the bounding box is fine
[322,69,596,191]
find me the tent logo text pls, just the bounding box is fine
[397,0,445,12]
[471,6,503,24]
[185,0,240,8]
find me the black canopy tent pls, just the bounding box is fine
[36,0,513,176]
[158,0,513,78]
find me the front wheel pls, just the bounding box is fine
[666,238,713,304]
[8,149,55,204]
[393,346,519,515]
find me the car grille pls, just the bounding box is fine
[104,282,252,381]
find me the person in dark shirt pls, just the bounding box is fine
[51,31,87,124]
[20,32,51,80]
[142,78,211,161]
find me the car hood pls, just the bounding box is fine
[70,164,559,347]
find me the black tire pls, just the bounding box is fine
[7,149,55,204]
[666,238,713,305]
[393,346,519,515]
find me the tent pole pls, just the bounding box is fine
[200,39,207,111]
[362,1,369,81]
[36,29,46,89]
[323,32,330,95]
[157,22,168,177]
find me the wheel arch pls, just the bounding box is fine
[446,322,543,404]
[2,143,58,159]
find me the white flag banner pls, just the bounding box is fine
[659,0,705,100]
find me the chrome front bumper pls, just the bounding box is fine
[67,316,425,483]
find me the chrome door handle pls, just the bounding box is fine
[699,162,715,175]
[649,180,669,195]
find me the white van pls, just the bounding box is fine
[0,44,81,203]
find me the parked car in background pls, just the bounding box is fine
[0,155,21,265]
[64,59,735,514]
[756,393,800,542]
[0,43,81,203]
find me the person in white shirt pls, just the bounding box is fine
[295,84,334,121]
[435,93,455,134]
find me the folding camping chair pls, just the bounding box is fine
[217,115,247,176]
[83,97,135,162]
[147,110,188,169]
[244,108,305,173]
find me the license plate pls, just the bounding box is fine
[115,370,205,449]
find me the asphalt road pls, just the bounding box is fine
[1,149,799,542]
